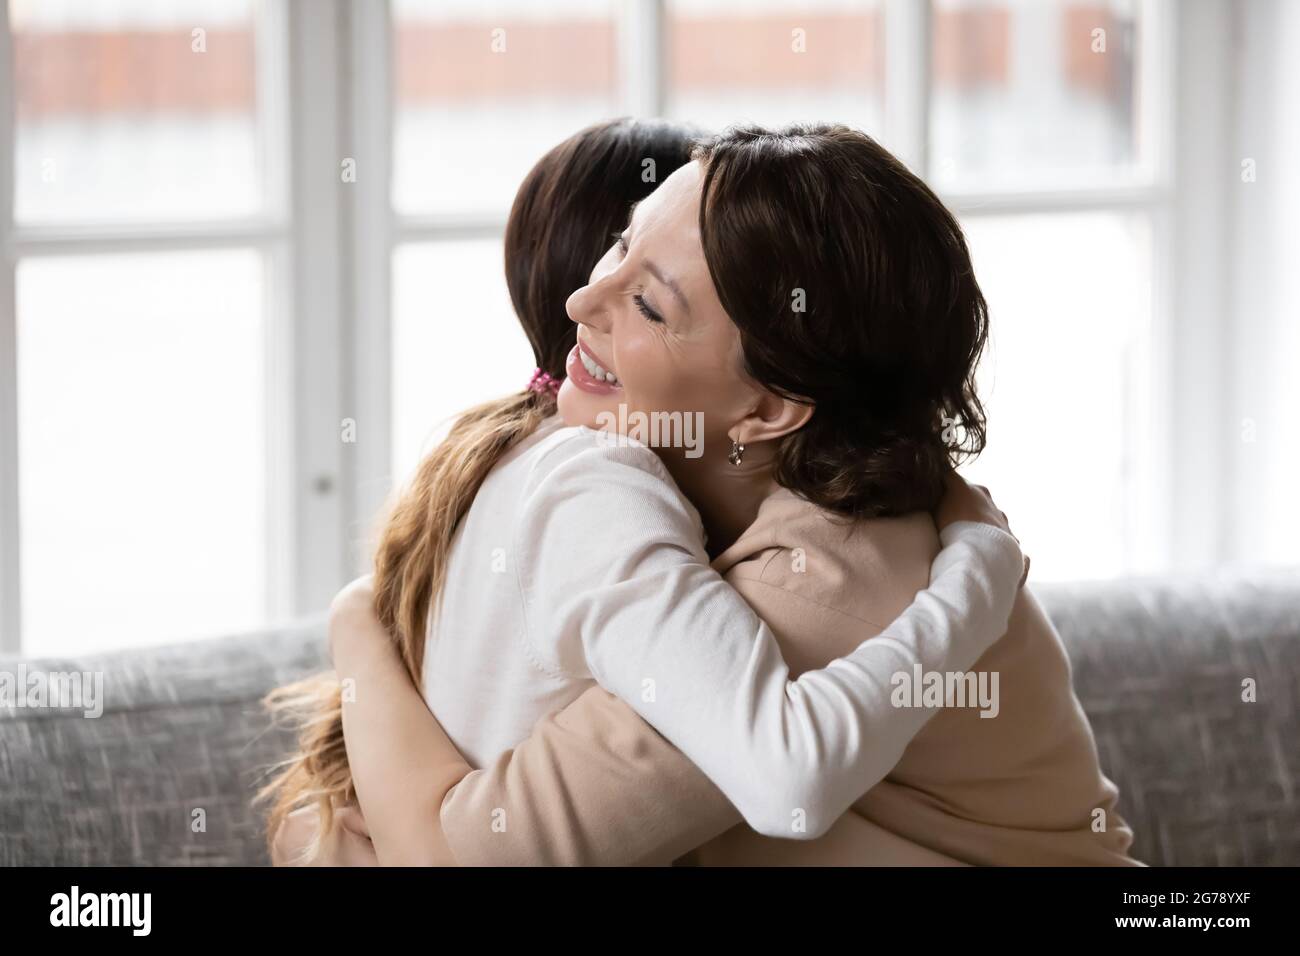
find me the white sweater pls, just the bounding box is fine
[422,417,1024,839]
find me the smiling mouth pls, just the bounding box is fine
[577,341,621,386]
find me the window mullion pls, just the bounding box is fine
[257,0,292,227]
[1164,0,1234,570]
[255,3,293,625]
[0,2,21,655]
[1127,0,1176,574]
[620,0,666,116]
[945,183,1169,216]
[884,0,932,175]
[342,0,394,577]
[10,220,286,257]
[285,0,350,615]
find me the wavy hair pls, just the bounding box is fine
[694,124,988,518]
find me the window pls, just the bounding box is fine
[391,239,528,482]
[17,250,269,653]
[2,0,1252,654]
[664,0,885,131]
[926,0,1167,581]
[930,0,1145,189]
[392,0,620,219]
[11,0,266,224]
[2,0,287,654]
[383,0,1172,582]
[960,211,1154,580]
[387,0,620,482]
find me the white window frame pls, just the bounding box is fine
[924,0,1230,578]
[353,0,1219,580]
[927,0,1178,577]
[1,0,18,651]
[0,0,1236,654]
[0,0,359,654]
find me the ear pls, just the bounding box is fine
[730,389,814,447]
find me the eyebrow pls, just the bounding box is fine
[645,259,691,315]
[622,200,691,315]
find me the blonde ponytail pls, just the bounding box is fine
[258,389,554,859]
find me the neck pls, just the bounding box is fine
[661,440,781,558]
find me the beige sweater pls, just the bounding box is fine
[439,489,1139,866]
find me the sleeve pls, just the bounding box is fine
[515,443,1025,840]
[439,686,739,866]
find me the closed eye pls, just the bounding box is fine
[633,294,663,323]
[611,232,663,323]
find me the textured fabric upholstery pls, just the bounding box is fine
[1,571,1297,866]
[1036,571,1299,866]
[0,618,328,866]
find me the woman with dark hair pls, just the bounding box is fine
[317,125,1135,867]
[444,124,1136,866]
[325,123,1136,866]
[266,119,1029,865]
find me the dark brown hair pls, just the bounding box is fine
[695,123,988,518]
[507,117,702,378]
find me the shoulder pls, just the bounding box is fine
[723,495,939,644]
[527,424,676,486]
[510,426,709,677]
[522,426,698,522]
[513,425,705,565]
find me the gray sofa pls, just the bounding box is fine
[2,571,1298,866]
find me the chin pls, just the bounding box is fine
[556,380,617,429]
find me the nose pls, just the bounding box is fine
[565,274,612,334]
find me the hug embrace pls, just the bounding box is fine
[261,119,1139,867]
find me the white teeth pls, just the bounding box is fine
[580,349,620,386]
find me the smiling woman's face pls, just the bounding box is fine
[555,161,759,462]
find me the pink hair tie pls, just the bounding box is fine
[528,368,562,396]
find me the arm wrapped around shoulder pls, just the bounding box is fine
[513,440,1025,839]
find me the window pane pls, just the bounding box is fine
[391,241,534,482]
[930,0,1142,188]
[666,0,883,133]
[17,250,267,654]
[392,0,619,217]
[10,0,264,224]
[959,212,1152,581]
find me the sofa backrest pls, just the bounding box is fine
[0,618,328,866]
[1037,570,1300,865]
[2,571,1297,866]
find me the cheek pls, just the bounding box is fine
[614,327,670,399]
[614,326,740,425]
[610,323,695,415]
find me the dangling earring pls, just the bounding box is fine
[728,438,745,467]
